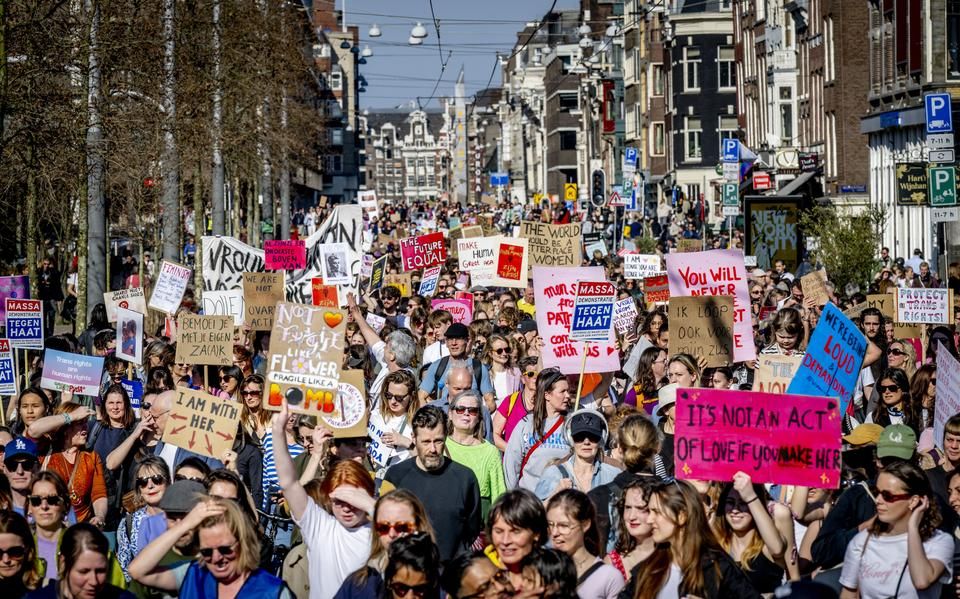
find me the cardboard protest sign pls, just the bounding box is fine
[752,353,804,394]
[104,288,147,322]
[643,275,670,304]
[321,369,369,438]
[369,256,387,292]
[5,299,43,350]
[935,343,960,450]
[319,242,352,286]
[0,276,29,323]
[493,238,529,288]
[570,281,617,343]
[40,349,104,396]
[400,232,447,272]
[311,278,339,308]
[265,303,347,415]
[623,254,662,280]
[418,266,442,297]
[675,388,841,488]
[666,250,754,362]
[675,239,701,253]
[365,313,386,334]
[0,339,16,396]
[462,225,484,239]
[264,240,307,271]
[149,261,191,314]
[613,298,639,335]
[432,298,473,325]
[866,293,922,338]
[175,315,234,366]
[243,272,284,331]
[533,267,619,374]
[116,307,144,365]
[383,274,412,297]
[520,221,582,268]
[787,303,866,416]
[668,296,734,367]
[201,290,244,327]
[163,387,240,459]
[896,287,950,324]
[801,270,830,306]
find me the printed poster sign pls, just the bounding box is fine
[570,281,617,342]
[365,313,386,334]
[431,298,473,325]
[668,296,734,368]
[324,369,369,439]
[418,266,442,297]
[115,307,144,365]
[494,238,529,288]
[533,267,619,374]
[400,232,447,272]
[613,298,639,335]
[752,354,804,395]
[5,299,43,350]
[675,388,841,488]
[319,242,352,286]
[264,240,307,271]
[265,303,347,415]
[201,290,245,327]
[148,261,192,314]
[243,272,284,331]
[787,302,867,416]
[666,249,755,363]
[643,275,670,304]
[895,287,950,324]
[0,276,30,323]
[624,254,662,280]
[369,256,387,292]
[163,387,240,459]
[121,379,143,410]
[935,343,960,450]
[104,288,147,322]
[520,221,582,268]
[175,315,234,366]
[311,278,339,308]
[744,197,802,272]
[40,349,104,396]
[0,339,15,395]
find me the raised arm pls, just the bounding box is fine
[347,292,384,348]
[733,472,786,559]
[271,400,309,520]
[28,405,94,439]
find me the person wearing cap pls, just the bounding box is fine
[3,437,39,516]
[518,319,539,351]
[418,323,495,410]
[534,410,621,502]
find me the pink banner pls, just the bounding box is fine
[431,298,473,325]
[675,388,841,488]
[533,266,620,375]
[665,249,755,362]
[400,232,447,272]
[264,240,306,270]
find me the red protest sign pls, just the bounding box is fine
[643,275,670,304]
[400,232,447,272]
[265,240,307,270]
[675,387,841,488]
[311,278,339,308]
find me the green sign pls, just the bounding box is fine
[722,183,739,207]
[929,166,958,207]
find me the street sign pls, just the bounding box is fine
[753,172,772,190]
[624,147,638,167]
[723,162,739,182]
[930,149,956,163]
[925,92,953,134]
[929,166,957,206]
[721,183,739,207]
[927,133,954,149]
[722,138,739,163]
[490,172,509,186]
[932,207,959,223]
[564,183,578,201]
[722,206,740,217]
[609,190,623,207]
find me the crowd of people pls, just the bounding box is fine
[1,196,960,599]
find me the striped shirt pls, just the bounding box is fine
[261,429,304,509]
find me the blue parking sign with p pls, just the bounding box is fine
[722,138,739,163]
[925,93,953,134]
[625,147,638,166]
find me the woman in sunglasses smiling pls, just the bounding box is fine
[0,508,42,595]
[535,410,620,501]
[862,368,920,434]
[839,461,954,599]
[445,390,507,520]
[27,472,71,584]
[116,457,170,580]
[482,334,521,407]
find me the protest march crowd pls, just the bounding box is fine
[1,194,960,599]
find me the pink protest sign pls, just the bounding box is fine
[264,240,307,270]
[533,266,620,375]
[665,249,755,362]
[675,388,841,488]
[431,298,473,325]
[400,232,447,272]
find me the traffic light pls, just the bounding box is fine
[591,169,605,207]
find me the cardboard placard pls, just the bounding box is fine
[175,315,234,366]
[675,388,841,488]
[104,288,147,322]
[668,296,735,367]
[5,299,43,350]
[383,274,412,297]
[0,339,16,395]
[800,270,830,306]
[895,287,950,324]
[311,278,339,308]
[40,349,104,396]
[243,272,284,331]
[519,221,582,268]
[624,254,662,280]
[163,388,240,459]
[201,290,245,327]
[752,353,804,394]
[675,239,701,253]
[643,275,670,304]
[431,298,473,325]
[613,298,639,335]
[0,276,30,323]
[866,294,922,338]
[265,303,347,415]
[116,307,144,365]
[149,261,191,314]
[400,232,447,272]
[264,240,307,271]
[461,225,484,239]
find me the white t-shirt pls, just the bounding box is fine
[839,529,954,598]
[422,340,449,366]
[655,564,682,599]
[294,499,372,599]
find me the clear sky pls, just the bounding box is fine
[339,0,580,109]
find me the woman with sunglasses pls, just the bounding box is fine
[623,480,760,599]
[334,489,435,598]
[383,533,442,599]
[368,371,418,478]
[604,478,657,582]
[483,334,521,407]
[545,490,624,598]
[446,390,507,520]
[504,369,572,492]
[887,339,917,379]
[216,366,244,402]
[861,368,920,434]
[493,356,539,452]
[535,410,620,501]
[116,457,170,580]
[129,499,292,598]
[41,402,108,527]
[238,375,270,444]
[486,490,549,590]
[27,472,70,585]
[26,523,134,599]
[839,461,954,599]
[0,510,41,596]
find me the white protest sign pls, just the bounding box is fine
[457,237,500,285]
[103,288,147,322]
[201,290,245,327]
[613,298,639,335]
[895,288,951,324]
[148,261,191,314]
[623,254,662,280]
[935,342,960,450]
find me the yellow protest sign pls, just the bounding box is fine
[163,388,240,459]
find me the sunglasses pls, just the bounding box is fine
[875,489,912,503]
[175,474,204,483]
[385,392,408,402]
[374,521,417,536]
[137,475,166,488]
[0,546,25,560]
[452,406,480,416]
[388,581,431,598]
[887,349,905,356]
[878,384,901,393]
[492,347,509,355]
[572,432,601,444]
[523,370,538,378]
[198,542,239,561]
[240,389,262,397]
[4,458,36,472]
[28,494,64,507]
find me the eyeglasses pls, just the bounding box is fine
[0,546,25,560]
[523,370,538,378]
[389,582,432,598]
[887,349,905,356]
[4,458,36,472]
[28,495,64,507]
[374,521,417,536]
[547,521,576,533]
[452,406,480,416]
[572,432,601,444]
[875,489,912,503]
[385,392,409,402]
[198,542,239,561]
[491,347,509,355]
[137,475,166,488]
[878,384,901,393]
[240,389,262,397]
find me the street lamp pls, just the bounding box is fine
[578,23,591,36]
[411,22,428,39]
[368,24,381,37]
[361,45,373,57]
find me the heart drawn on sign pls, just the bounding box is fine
[118,301,129,309]
[323,312,343,328]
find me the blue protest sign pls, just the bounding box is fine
[5,298,43,350]
[570,281,616,343]
[0,339,15,396]
[121,379,143,409]
[787,302,866,416]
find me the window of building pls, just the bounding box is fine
[331,129,343,146]
[684,117,702,160]
[780,103,794,143]
[329,70,342,91]
[652,64,665,96]
[559,93,579,112]
[652,122,665,156]
[718,115,738,148]
[950,1,960,79]
[559,130,578,150]
[718,47,736,90]
[683,47,701,91]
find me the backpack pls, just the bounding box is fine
[588,479,625,553]
[430,356,483,399]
